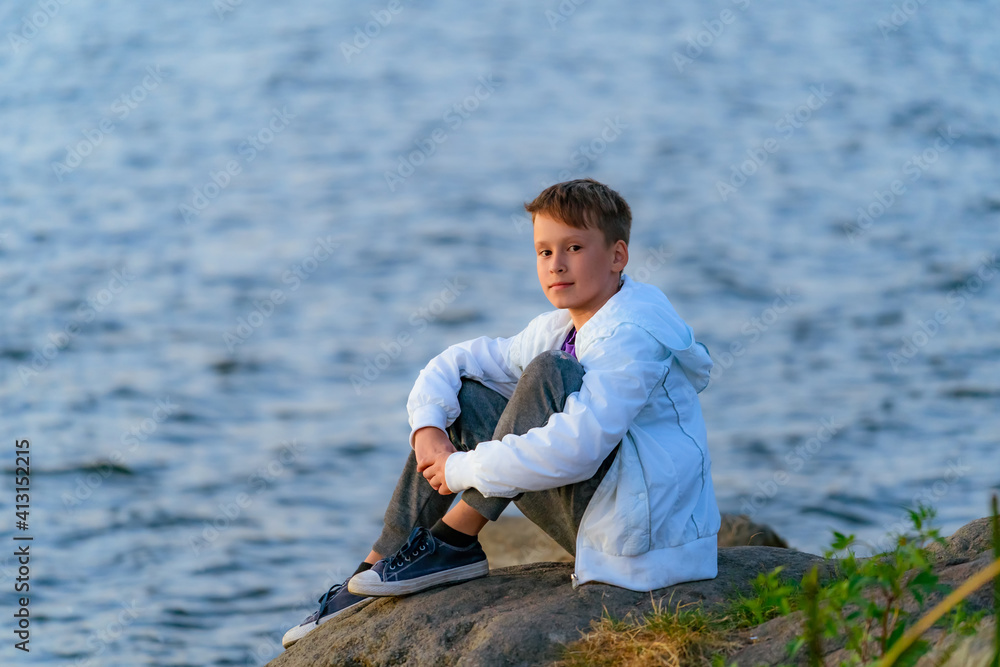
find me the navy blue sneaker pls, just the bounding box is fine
[347,525,489,597]
[281,578,374,648]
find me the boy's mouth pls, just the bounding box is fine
[549,282,573,290]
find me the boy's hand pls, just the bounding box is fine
[414,426,457,495]
[422,456,453,495]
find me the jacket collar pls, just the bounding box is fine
[567,273,714,393]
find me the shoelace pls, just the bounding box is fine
[314,582,345,625]
[386,528,433,571]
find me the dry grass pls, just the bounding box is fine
[552,595,739,667]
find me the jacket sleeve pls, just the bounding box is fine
[444,323,669,497]
[406,328,528,450]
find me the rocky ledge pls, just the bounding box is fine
[268,515,996,667]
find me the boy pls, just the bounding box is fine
[282,178,721,649]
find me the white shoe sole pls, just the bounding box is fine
[347,560,489,597]
[281,596,375,649]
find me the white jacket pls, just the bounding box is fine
[406,273,721,591]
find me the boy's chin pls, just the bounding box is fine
[545,294,574,310]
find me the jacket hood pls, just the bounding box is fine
[576,273,714,393]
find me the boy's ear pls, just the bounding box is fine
[613,240,629,270]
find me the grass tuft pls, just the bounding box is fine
[554,595,739,667]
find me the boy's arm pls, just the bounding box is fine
[443,323,669,497]
[406,333,523,450]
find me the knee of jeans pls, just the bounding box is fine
[457,377,483,404]
[523,349,584,386]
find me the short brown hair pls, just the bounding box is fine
[524,178,631,247]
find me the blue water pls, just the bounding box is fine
[1,0,999,664]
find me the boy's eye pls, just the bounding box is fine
[568,245,581,251]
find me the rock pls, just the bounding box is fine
[718,513,790,548]
[478,514,789,571]
[928,516,995,564]
[478,516,573,570]
[268,516,995,667]
[268,549,828,667]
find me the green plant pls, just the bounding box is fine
[728,565,802,628]
[785,502,985,666]
[556,500,995,667]
[882,494,999,667]
[801,565,824,667]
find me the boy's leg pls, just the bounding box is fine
[512,442,619,558]
[370,377,509,558]
[457,349,596,521]
[370,449,456,559]
[371,348,608,557]
[498,350,621,558]
[454,348,619,549]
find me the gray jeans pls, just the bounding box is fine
[372,349,620,559]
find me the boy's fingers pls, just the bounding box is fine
[418,451,446,473]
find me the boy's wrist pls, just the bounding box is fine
[408,404,448,448]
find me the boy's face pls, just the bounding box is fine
[533,211,628,323]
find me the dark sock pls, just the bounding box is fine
[430,519,479,548]
[353,561,373,576]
